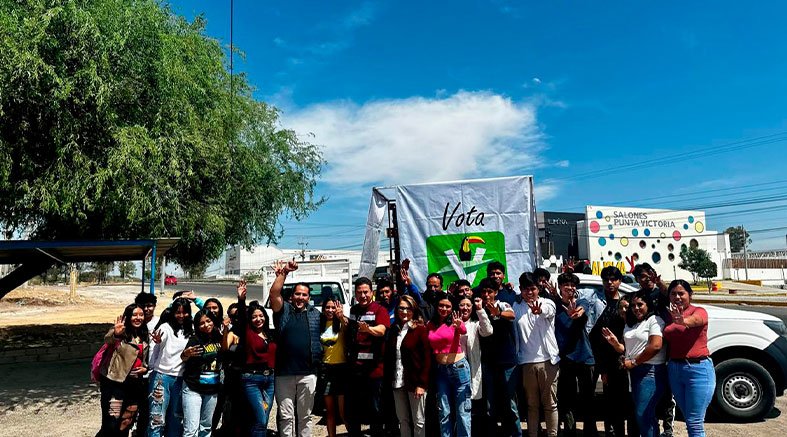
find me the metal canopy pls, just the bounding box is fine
[0,238,180,299]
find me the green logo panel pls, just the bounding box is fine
[426,231,507,287]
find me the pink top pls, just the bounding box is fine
[427,321,467,354]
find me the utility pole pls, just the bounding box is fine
[742,225,749,280]
[298,237,308,261]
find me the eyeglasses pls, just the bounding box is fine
[397,306,412,312]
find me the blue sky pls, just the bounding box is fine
[170,0,787,262]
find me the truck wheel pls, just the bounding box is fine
[713,358,776,422]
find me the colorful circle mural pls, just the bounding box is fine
[596,211,603,219]
[620,237,629,247]
[632,229,639,237]
[652,252,661,263]
[590,221,600,233]
[644,229,651,236]
[673,230,682,241]
[695,221,705,233]
[599,237,606,246]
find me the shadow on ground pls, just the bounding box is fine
[0,358,98,413]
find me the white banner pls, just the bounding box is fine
[396,176,538,288]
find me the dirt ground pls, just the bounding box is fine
[0,284,785,436]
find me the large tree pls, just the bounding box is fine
[725,226,752,253]
[0,0,323,270]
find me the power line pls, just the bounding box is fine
[554,132,787,182]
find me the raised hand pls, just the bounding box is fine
[182,345,204,358]
[473,297,484,311]
[400,259,412,286]
[223,316,231,330]
[567,300,584,319]
[237,280,247,300]
[544,281,558,297]
[669,303,685,325]
[485,300,501,317]
[150,329,163,344]
[452,311,462,328]
[527,300,543,315]
[601,327,620,347]
[113,315,126,337]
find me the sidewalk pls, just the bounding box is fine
[692,280,787,307]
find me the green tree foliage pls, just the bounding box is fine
[117,261,136,279]
[0,0,323,270]
[725,226,752,253]
[91,261,114,283]
[679,246,716,284]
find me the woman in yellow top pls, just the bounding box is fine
[319,296,350,437]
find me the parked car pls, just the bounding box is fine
[575,273,787,422]
[164,274,178,285]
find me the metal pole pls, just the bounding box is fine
[150,243,157,295]
[141,256,146,293]
[742,225,749,281]
[160,255,166,295]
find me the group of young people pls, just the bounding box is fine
[95,259,713,437]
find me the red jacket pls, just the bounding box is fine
[384,323,432,392]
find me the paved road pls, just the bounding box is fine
[163,281,262,301]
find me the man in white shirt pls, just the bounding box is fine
[513,272,560,437]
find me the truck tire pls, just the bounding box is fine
[712,358,776,422]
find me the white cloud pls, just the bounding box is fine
[534,181,561,202]
[555,160,570,168]
[283,91,545,187]
[532,77,542,85]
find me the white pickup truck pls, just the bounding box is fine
[576,274,787,422]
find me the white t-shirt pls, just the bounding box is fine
[623,315,667,365]
[151,323,190,377]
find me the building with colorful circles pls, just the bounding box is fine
[577,205,731,280]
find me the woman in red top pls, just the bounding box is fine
[663,280,714,437]
[385,295,432,437]
[233,280,277,437]
[427,296,470,437]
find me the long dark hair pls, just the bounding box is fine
[167,298,194,337]
[204,298,224,320]
[320,295,345,334]
[625,289,656,328]
[247,300,272,338]
[122,303,149,343]
[192,310,222,344]
[430,297,455,327]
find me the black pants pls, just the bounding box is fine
[346,369,384,437]
[557,360,596,436]
[598,368,638,437]
[99,376,146,437]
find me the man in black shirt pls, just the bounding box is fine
[270,260,323,437]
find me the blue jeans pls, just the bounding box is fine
[668,359,715,437]
[630,363,667,437]
[148,372,184,437]
[242,372,275,437]
[436,357,471,437]
[481,362,522,437]
[182,384,218,437]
